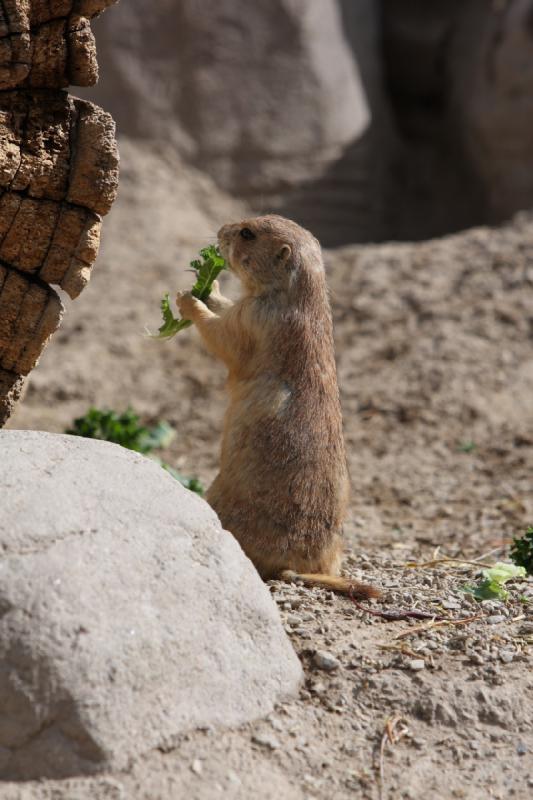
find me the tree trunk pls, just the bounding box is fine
[0,0,119,425]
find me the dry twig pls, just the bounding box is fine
[348,596,446,621]
[378,714,410,800]
[405,557,494,570]
[394,614,483,640]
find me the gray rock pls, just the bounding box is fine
[313,651,340,671]
[251,732,281,750]
[0,431,302,779]
[286,614,302,627]
[190,759,203,775]
[499,651,515,664]
[406,659,426,672]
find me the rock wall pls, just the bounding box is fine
[449,0,533,222]
[378,0,533,238]
[85,0,533,244]
[86,0,369,199]
[0,0,118,426]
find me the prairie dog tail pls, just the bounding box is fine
[280,570,381,600]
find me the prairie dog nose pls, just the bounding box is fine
[217,223,239,241]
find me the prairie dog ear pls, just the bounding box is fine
[276,244,292,266]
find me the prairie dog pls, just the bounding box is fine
[176,215,379,599]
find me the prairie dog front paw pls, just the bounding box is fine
[176,291,205,320]
[205,280,233,312]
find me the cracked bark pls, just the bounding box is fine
[0,0,115,89]
[0,0,118,425]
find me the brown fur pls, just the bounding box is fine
[176,214,379,600]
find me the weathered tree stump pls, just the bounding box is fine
[0,0,118,425]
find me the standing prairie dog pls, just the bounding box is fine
[176,215,379,600]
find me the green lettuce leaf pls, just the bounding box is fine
[149,245,227,340]
[461,561,526,601]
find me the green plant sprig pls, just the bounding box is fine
[149,245,227,340]
[510,526,533,576]
[66,407,166,454]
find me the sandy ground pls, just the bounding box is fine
[4,139,533,799]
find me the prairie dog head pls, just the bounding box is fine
[217,214,323,295]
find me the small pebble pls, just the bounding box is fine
[313,650,341,671]
[442,600,461,610]
[517,742,528,756]
[486,615,506,625]
[499,650,514,664]
[286,614,302,626]
[406,659,425,671]
[252,732,281,750]
[191,759,203,775]
[519,622,533,634]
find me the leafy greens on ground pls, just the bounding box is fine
[510,526,533,576]
[461,561,526,601]
[66,407,204,494]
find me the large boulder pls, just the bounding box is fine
[86,0,369,198]
[0,431,302,779]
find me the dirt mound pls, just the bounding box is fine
[330,216,533,548]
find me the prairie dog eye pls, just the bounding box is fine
[240,227,255,241]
